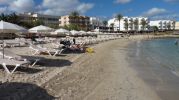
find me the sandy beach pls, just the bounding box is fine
[0,0,178,99]
[0,37,174,100]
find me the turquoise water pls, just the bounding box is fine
[130,38,179,76]
[127,38,179,100]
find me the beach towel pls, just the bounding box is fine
[86,47,94,53]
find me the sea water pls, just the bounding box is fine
[129,38,179,77]
[127,38,179,100]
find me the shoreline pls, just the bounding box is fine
[128,34,179,40]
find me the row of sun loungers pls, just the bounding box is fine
[0,39,30,48]
[0,35,121,74]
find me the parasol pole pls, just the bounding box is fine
[1,32,5,59]
[3,38,4,59]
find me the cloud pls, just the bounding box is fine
[0,0,94,16]
[151,14,179,20]
[0,0,13,5]
[164,0,179,2]
[77,3,94,14]
[0,6,8,13]
[115,0,132,4]
[40,0,94,15]
[142,8,167,17]
[0,0,35,13]
[9,0,35,13]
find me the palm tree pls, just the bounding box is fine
[33,19,44,26]
[103,20,108,27]
[167,24,171,30]
[110,23,114,32]
[116,14,123,32]
[173,21,176,31]
[124,19,129,33]
[129,19,133,32]
[0,13,8,21]
[0,13,20,24]
[69,11,80,23]
[140,18,147,32]
[102,20,108,32]
[69,11,80,30]
[8,13,19,24]
[70,11,80,17]
[134,19,139,33]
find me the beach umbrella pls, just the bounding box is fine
[87,31,97,35]
[87,31,92,35]
[0,20,27,33]
[51,28,70,36]
[79,30,87,35]
[29,25,54,36]
[87,31,92,34]
[0,20,27,58]
[70,30,79,36]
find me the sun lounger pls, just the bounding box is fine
[52,42,64,49]
[0,58,30,74]
[29,45,64,56]
[0,50,40,67]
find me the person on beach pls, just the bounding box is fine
[73,38,76,45]
[31,36,37,44]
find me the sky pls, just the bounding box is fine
[0,0,179,20]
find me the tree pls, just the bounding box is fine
[173,21,176,31]
[33,19,44,26]
[110,23,114,32]
[129,19,133,32]
[67,24,80,31]
[8,13,20,24]
[0,13,8,21]
[70,11,80,17]
[19,21,34,28]
[167,24,171,30]
[134,19,139,33]
[151,26,159,33]
[140,18,147,32]
[103,20,108,27]
[102,20,108,32]
[0,13,33,28]
[116,14,123,32]
[48,24,59,29]
[124,19,129,33]
[63,25,69,30]
[0,13,20,24]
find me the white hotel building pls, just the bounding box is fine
[108,16,149,32]
[90,17,104,30]
[149,20,175,31]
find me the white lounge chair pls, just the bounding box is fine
[0,58,30,74]
[51,42,64,49]
[0,50,40,67]
[29,45,64,56]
